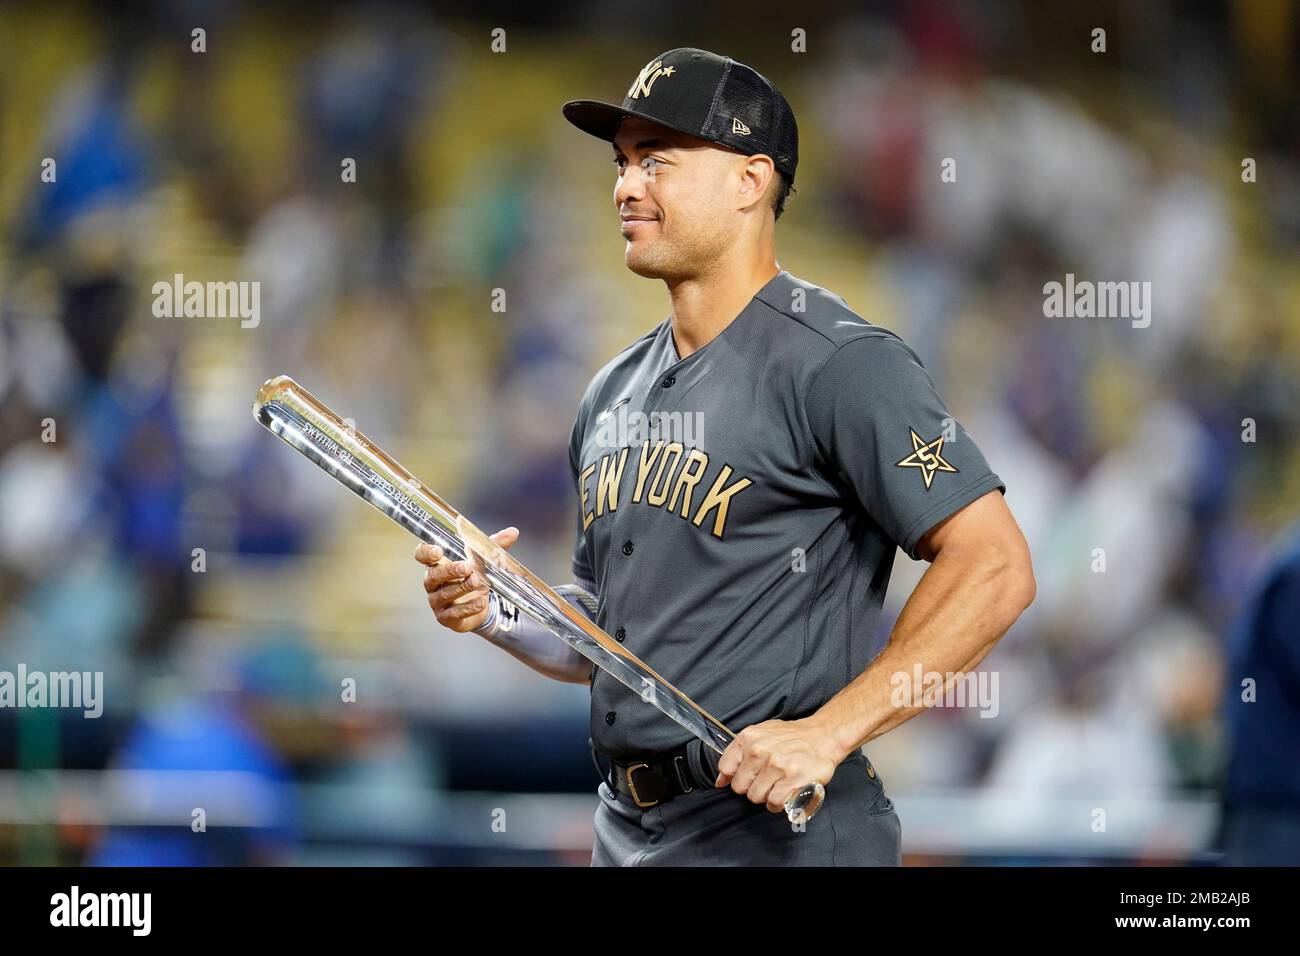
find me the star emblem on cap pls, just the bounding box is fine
[895,428,959,490]
[628,60,676,99]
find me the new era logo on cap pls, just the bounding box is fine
[562,47,798,183]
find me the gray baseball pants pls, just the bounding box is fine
[591,749,902,866]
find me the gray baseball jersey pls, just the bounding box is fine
[569,270,1004,759]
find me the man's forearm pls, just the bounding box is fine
[812,544,1033,760]
[473,587,595,684]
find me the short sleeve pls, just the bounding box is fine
[806,334,1005,559]
[568,410,597,589]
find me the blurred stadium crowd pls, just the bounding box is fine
[0,1,1297,864]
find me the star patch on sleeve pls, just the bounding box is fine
[895,428,959,490]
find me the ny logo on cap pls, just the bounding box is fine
[628,59,676,100]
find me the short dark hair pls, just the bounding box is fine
[772,171,795,220]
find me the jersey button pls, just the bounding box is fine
[615,627,626,642]
[621,540,634,556]
[604,711,617,725]
[661,375,675,388]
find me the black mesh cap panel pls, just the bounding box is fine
[700,61,799,183]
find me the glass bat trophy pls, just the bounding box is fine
[251,375,826,823]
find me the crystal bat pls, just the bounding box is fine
[251,375,825,822]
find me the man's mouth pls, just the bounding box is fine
[620,213,658,234]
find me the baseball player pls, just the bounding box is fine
[415,47,1035,866]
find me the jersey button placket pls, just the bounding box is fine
[595,381,644,715]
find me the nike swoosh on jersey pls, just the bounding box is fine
[596,397,631,422]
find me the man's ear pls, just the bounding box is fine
[736,154,776,212]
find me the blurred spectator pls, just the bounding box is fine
[1220,524,1300,865]
[90,635,320,866]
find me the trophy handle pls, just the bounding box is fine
[784,781,826,823]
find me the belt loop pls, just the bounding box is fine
[589,738,613,789]
[685,737,719,790]
[672,753,694,794]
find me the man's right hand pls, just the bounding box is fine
[415,527,520,632]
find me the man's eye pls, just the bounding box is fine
[613,156,627,171]
[641,157,659,171]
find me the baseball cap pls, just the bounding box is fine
[562,48,799,184]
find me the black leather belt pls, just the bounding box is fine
[590,740,706,809]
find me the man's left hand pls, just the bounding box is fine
[714,717,844,813]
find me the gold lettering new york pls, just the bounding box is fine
[579,440,752,538]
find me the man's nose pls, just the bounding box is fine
[614,163,648,207]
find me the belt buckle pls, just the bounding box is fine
[624,762,659,808]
